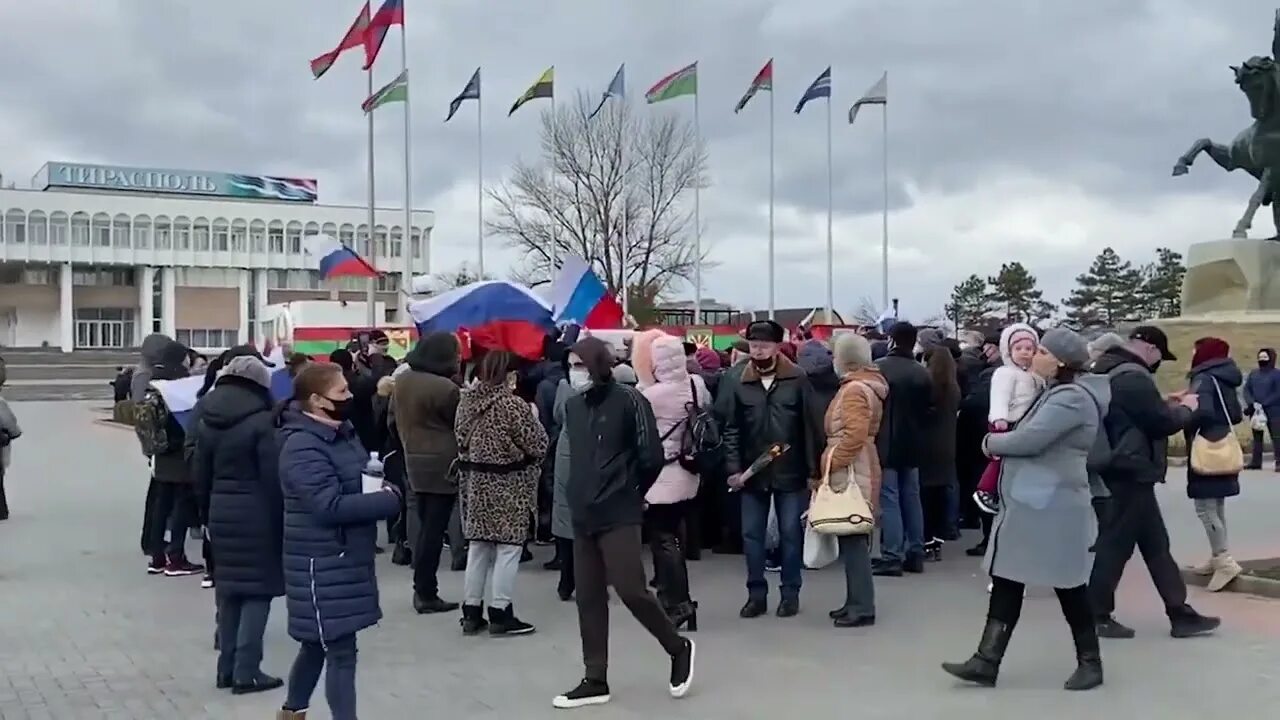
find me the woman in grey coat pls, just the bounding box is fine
[943,328,1109,693]
[551,368,591,601]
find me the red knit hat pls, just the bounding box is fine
[1191,337,1230,368]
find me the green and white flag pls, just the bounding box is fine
[362,69,408,113]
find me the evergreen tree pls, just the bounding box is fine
[945,274,994,329]
[1138,247,1186,319]
[1061,247,1143,329]
[987,262,1050,324]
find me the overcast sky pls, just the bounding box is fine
[0,0,1274,320]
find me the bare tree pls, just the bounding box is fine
[486,92,708,298]
[416,262,494,294]
[848,295,884,325]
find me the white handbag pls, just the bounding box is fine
[808,448,875,536]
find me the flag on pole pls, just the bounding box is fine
[848,72,887,124]
[589,64,626,120]
[362,69,408,112]
[734,59,773,113]
[363,0,404,69]
[304,233,381,279]
[309,2,371,79]
[509,67,554,116]
[446,68,481,121]
[794,67,831,114]
[645,63,698,104]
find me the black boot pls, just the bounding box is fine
[1063,625,1103,691]
[459,603,488,635]
[488,604,536,636]
[941,618,1014,687]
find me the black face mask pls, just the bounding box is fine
[751,356,777,374]
[1260,357,1274,369]
[320,396,353,422]
[1148,360,1162,373]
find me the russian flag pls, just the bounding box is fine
[548,255,624,329]
[151,348,292,431]
[304,233,379,280]
[407,281,555,360]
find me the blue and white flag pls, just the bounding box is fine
[151,347,290,430]
[589,64,626,120]
[794,67,831,114]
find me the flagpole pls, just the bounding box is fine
[620,79,630,319]
[881,73,889,308]
[693,76,702,326]
[826,87,834,324]
[366,67,378,328]
[549,78,559,278]
[477,77,485,277]
[400,20,415,285]
[768,64,776,321]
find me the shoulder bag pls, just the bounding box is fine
[807,382,875,536]
[1189,377,1244,476]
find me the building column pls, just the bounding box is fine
[253,269,270,340]
[237,268,251,344]
[160,267,177,339]
[59,262,74,352]
[138,265,155,343]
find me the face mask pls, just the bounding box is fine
[569,368,591,390]
[1260,355,1274,369]
[1148,360,1162,373]
[320,396,353,422]
[751,355,777,373]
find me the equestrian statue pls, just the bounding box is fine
[1173,9,1280,240]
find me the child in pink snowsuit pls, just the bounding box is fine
[973,323,1044,514]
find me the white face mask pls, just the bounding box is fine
[569,368,591,390]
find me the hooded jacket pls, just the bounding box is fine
[641,336,712,505]
[563,337,664,535]
[150,338,195,484]
[1092,346,1191,485]
[988,323,1044,424]
[393,334,462,495]
[1243,347,1280,418]
[191,361,284,598]
[131,333,172,403]
[797,339,841,419]
[1184,357,1244,499]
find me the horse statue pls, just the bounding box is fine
[1173,9,1280,240]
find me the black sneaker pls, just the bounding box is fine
[147,555,166,575]
[965,540,988,557]
[488,605,536,636]
[164,558,205,577]
[1095,615,1136,639]
[553,678,611,709]
[739,598,767,618]
[200,573,215,589]
[1170,606,1220,638]
[231,673,284,695]
[669,638,695,698]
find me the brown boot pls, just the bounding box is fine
[276,709,307,719]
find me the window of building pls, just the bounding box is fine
[193,219,211,251]
[374,226,387,260]
[411,229,422,258]
[0,265,54,284]
[113,215,131,248]
[176,328,237,349]
[71,213,90,246]
[92,213,111,247]
[268,225,284,254]
[154,217,171,250]
[28,211,47,245]
[356,226,369,256]
[4,210,26,244]
[174,217,191,250]
[73,269,136,286]
[339,225,355,249]
[390,227,403,258]
[49,212,68,245]
[151,270,163,333]
[286,222,302,255]
[213,220,229,252]
[250,221,266,253]
[378,273,400,293]
[133,216,151,249]
[231,220,246,252]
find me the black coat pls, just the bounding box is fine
[920,388,960,489]
[719,356,822,493]
[563,382,663,535]
[875,353,935,470]
[192,377,285,598]
[1093,348,1191,486]
[1184,358,1244,499]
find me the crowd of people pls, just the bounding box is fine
[113,317,1273,718]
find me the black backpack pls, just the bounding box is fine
[661,379,723,475]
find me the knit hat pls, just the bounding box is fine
[1039,328,1089,370]
[916,327,945,353]
[1191,337,1230,368]
[219,354,272,389]
[796,340,834,376]
[833,333,874,374]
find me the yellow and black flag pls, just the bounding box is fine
[509,66,554,116]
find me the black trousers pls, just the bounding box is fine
[644,503,691,610]
[1088,481,1187,618]
[145,483,193,560]
[413,492,457,599]
[1249,417,1280,468]
[989,576,1093,632]
[556,537,575,597]
[0,465,8,519]
[384,453,407,545]
[921,485,950,542]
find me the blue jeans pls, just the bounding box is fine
[215,595,272,684]
[284,634,357,720]
[879,468,924,564]
[741,489,809,602]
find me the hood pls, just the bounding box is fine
[139,333,172,366]
[201,378,274,430]
[1074,372,1112,415]
[150,338,191,381]
[650,336,690,385]
[843,366,889,401]
[630,329,668,387]
[456,382,511,429]
[796,340,834,375]
[1190,357,1243,388]
[219,355,272,389]
[1090,346,1149,374]
[406,332,460,377]
[999,323,1038,368]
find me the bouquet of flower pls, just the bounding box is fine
[733,442,790,488]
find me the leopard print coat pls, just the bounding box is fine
[454,382,549,545]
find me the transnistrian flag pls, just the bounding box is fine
[362,69,408,112]
[509,67,554,116]
[794,67,831,114]
[363,0,404,70]
[446,68,481,122]
[848,71,887,125]
[309,2,371,79]
[734,59,773,113]
[645,62,697,104]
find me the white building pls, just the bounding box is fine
[0,161,432,352]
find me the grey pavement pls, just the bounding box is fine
[1,401,1278,719]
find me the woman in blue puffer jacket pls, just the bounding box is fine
[276,361,401,720]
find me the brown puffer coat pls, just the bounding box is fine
[821,367,888,510]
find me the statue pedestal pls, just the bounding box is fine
[1181,239,1280,315]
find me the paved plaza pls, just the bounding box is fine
[0,401,1277,719]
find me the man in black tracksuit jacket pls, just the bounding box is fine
[1087,326,1220,639]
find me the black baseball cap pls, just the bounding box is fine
[1130,325,1177,361]
[221,344,276,368]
